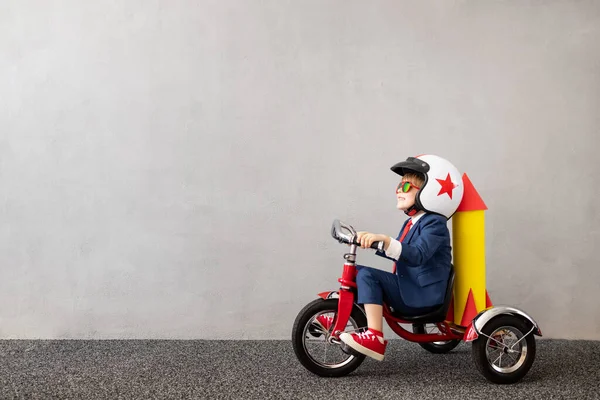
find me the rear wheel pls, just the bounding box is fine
[471,315,537,384]
[292,298,367,377]
[412,323,461,354]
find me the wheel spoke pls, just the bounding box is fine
[304,338,329,344]
[313,326,328,335]
[487,347,501,360]
[505,352,518,365]
[492,352,503,366]
[507,346,521,354]
[302,308,360,369]
[488,335,507,350]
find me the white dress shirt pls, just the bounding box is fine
[384,212,425,260]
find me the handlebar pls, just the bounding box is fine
[331,219,382,250]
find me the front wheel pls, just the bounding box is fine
[471,315,537,384]
[292,298,367,377]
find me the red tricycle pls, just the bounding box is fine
[292,219,542,384]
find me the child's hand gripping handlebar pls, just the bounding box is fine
[331,219,381,249]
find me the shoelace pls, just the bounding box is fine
[357,331,376,340]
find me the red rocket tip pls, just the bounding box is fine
[457,173,488,212]
[485,290,493,308]
[460,289,479,326]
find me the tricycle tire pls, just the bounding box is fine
[471,315,536,384]
[292,298,367,377]
[412,324,461,354]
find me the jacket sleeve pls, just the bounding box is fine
[398,216,448,267]
[375,249,397,262]
[375,222,407,261]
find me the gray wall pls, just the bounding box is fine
[1,1,599,339]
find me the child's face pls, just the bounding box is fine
[396,178,420,211]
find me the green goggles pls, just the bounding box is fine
[396,181,421,193]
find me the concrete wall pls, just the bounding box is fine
[1,1,599,339]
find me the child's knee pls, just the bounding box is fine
[356,264,367,272]
[356,266,376,283]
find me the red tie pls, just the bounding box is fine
[393,220,412,274]
[399,220,413,242]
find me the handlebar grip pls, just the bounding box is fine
[353,239,383,250]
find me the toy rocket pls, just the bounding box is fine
[451,174,493,326]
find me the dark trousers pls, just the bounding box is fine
[356,265,434,316]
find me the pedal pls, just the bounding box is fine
[307,323,324,338]
[340,342,362,357]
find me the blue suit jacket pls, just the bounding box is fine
[376,213,451,309]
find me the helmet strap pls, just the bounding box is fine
[405,205,420,217]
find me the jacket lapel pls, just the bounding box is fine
[404,214,427,243]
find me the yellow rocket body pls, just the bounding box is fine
[451,174,489,326]
[452,210,486,325]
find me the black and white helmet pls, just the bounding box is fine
[391,154,464,219]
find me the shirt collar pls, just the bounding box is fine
[410,211,426,225]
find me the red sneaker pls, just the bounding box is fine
[339,329,387,361]
[312,314,334,333]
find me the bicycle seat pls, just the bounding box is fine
[388,265,455,324]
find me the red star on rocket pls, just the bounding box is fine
[436,173,457,199]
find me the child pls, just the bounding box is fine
[338,155,463,361]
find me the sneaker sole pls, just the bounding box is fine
[340,342,363,357]
[339,333,385,361]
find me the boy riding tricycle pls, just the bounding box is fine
[291,155,541,384]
